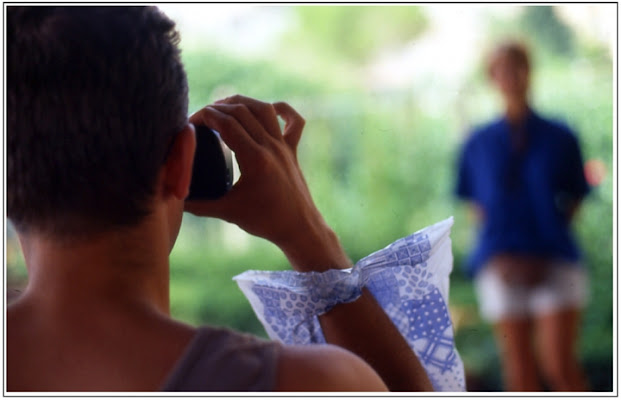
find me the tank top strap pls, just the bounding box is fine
[161,325,281,392]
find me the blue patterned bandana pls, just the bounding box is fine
[234,217,465,391]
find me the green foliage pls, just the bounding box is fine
[182,48,326,111]
[287,6,427,63]
[519,6,576,57]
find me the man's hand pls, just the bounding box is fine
[184,95,350,271]
[186,95,433,391]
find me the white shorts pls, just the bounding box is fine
[474,260,589,322]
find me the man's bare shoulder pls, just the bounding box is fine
[274,343,387,392]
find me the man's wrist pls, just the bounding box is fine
[276,217,352,273]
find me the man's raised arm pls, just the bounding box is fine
[185,95,433,391]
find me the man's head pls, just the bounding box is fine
[486,40,531,102]
[8,6,190,238]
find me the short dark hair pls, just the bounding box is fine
[7,6,189,237]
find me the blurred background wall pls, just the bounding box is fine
[6,4,614,391]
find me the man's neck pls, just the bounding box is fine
[16,216,172,317]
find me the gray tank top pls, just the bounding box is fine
[161,326,281,391]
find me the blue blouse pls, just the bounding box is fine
[455,110,590,277]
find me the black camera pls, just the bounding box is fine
[187,125,234,200]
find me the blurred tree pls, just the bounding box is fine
[519,6,575,58]
[287,6,427,64]
[182,49,325,110]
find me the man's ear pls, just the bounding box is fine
[161,123,196,200]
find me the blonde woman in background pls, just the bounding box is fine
[455,41,590,391]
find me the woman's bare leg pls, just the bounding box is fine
[493,317,541,391]
[534,308,588,391]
